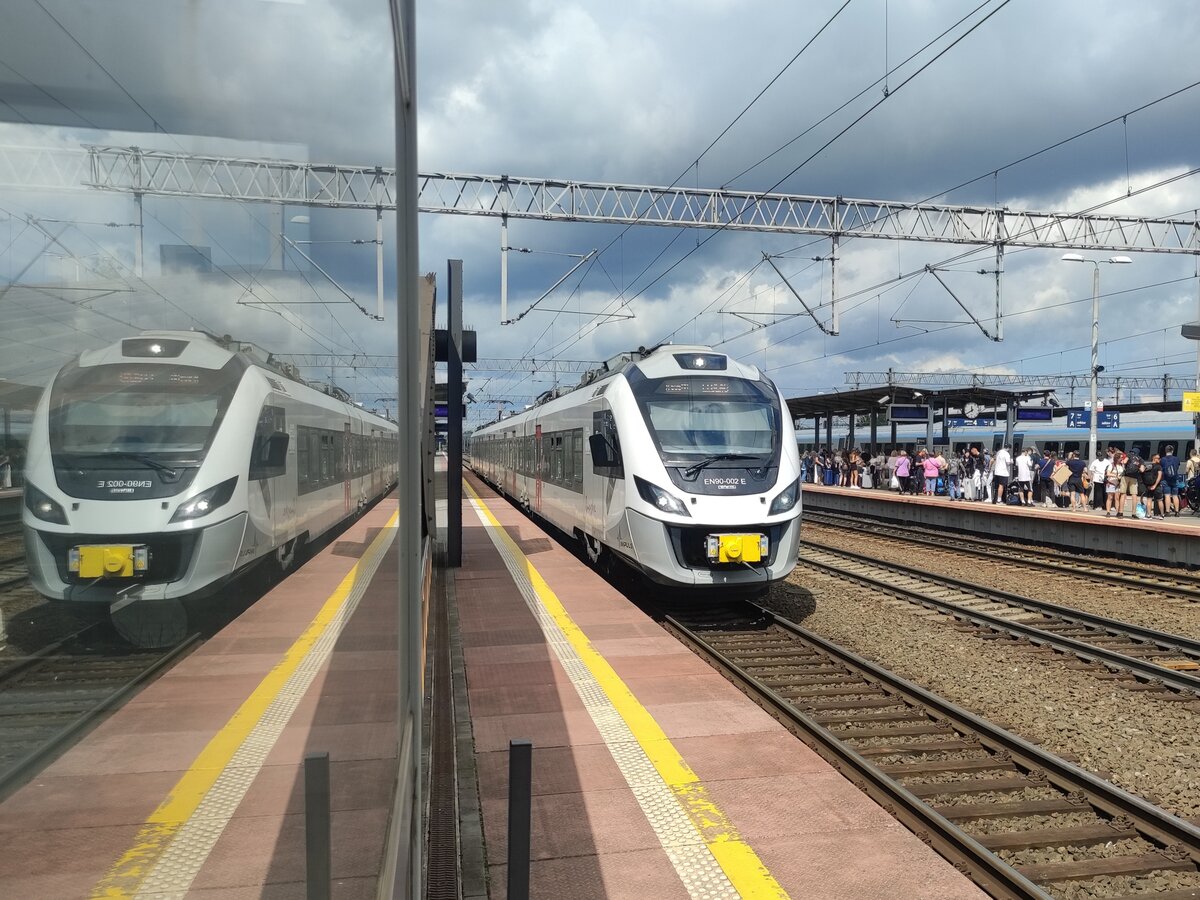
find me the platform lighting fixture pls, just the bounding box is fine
[1060,254,1133,463]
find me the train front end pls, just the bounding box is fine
[22,334,253,606]
[615,348,801,590]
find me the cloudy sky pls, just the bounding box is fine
[2,0,1199,423]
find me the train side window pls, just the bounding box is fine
[591,410,623,478]
[1132,440,1150,458]
[250,405,287,481]
[572,429,584,492]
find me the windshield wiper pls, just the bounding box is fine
[63,451,180,478]
[681,453,761,479]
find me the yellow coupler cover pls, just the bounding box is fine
[715,533,763,564]
[78,545,135,578]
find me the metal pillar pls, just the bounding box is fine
[813,416,819,449]
[825,415,833,451]
[134,192,144,278]
[1195,254,1200,452]
[829,231,840,335]
[447,259,463,567]
[994,228,1004,341]
[376,207,385,320]
[388,1,422,895]
[890,420,897,448]
[1088,264,1100,463]
[847,411,856,451]
[869,413,877,454]
[941,398,950,446]
[1004,400,1015,448]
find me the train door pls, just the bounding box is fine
[534,424,543,514]
[343,422,352,514]
[248,403,289,558]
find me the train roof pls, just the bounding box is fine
[72,330,394,422]
[474,344,762,431]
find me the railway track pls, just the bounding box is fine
[0,626,198,799]
[805,509,1200,600]
[664,601,1200,899]
[0,552,27,591]
[799,542,1200,699]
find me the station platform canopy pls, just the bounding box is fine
[785,384,1053,421]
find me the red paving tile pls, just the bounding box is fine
[461,475,985,898]
[0,499,400,900]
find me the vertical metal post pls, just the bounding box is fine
[941,398,949,446]
[447,259,463,567]
[869,412,877,455]
[813,415,819,450]
[1194,254,1200,452]
[376,207,385,320]
[507,740,533,900]
[305,752,332,900]
[388,0,423,895]
[829,231,840,335]
[994,220,1005,341]
[134,192,144,278]
[847,410,856,451]
[1088,263,1099,464]
[825,415,832,451]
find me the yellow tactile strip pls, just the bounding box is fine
[465,480,788,900]
[91,510,399,900]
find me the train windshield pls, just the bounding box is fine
[631,376,780,463]
[49,364,238,461]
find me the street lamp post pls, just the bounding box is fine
[1061,254,1133,463]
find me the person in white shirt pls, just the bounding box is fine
[991,444,1012,504]
[1014,448,1034,505]
[1087,452,1110,511]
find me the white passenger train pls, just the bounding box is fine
[467,345,802,590]
[22,330,398,606]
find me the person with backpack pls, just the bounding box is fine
[1143,454,1165,519]
[1118,450,1145,518]
[1160,444,1181,516]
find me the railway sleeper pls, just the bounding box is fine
[906,775,1036,797]
[856,739,979,757]
[791,697,901,713]
[979,821,1141,852]
[831,722,955,739]
[1016,849,1195,883]
[810,709,918,724]
[933,796,1089,820]
[881,757,1016,777]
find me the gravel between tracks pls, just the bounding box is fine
[764,564,1200,825]
[805,522,1200,641]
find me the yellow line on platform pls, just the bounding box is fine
[464,480,788,900]
[91,510,399,899]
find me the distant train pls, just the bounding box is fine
[467,345,802,591]
[22,330,398,607]
[798,409,1198,461]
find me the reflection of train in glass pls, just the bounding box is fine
[22,331,398,606]
[798,409,1198,460]
[467,345,802,591]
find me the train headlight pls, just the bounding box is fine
[634,475,691,517]
[170,476,238,523]
[25,483,69,525]
[768,478,800,515]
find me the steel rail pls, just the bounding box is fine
[667,607,1200,896]
[665,613,1048,900]
[0,634,200,801]
[800,544,1200,696]
[805,509,1200,598]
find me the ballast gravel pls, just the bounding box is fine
[764,564,1200,823]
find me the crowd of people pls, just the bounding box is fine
[801,444,1200,519]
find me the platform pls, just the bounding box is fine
[453,471,984,899]
[803,484,1200,567]
[0,497,400,899]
